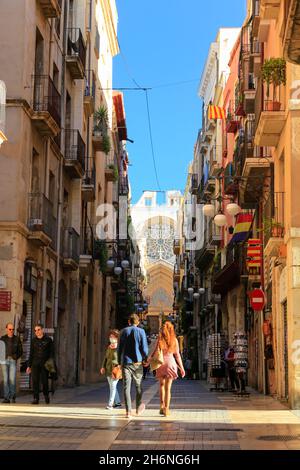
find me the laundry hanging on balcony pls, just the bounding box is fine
[230,212,254,243]
[208,105,226,120]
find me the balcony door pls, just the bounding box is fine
[34,29,44,109]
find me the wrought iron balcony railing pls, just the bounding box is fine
[32,75,61,128]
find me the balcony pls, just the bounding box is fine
[260,0,281,20]
[244,83,256,114]
[195,228,215,270]
[82,168,95,202]
[250,41,262,76]
[208,220,222,247]
[31,75,61,136]
[28,193,57,247]
[66,28,86,79]
[212,244,243,295]
[119,175,129,196]
[252,0,261,36]
[264,192,285,257]
[84,70,96,116]
[92,132,105,151]
[79,226,94,275]
[254,100,286,147]
[64,129,85,178]
[105,155,117,182]
[37,0,62,18]
[239,147,271,207]
[173,265,180,282]
[226,116,239,134]
[191,174,198,195]
[224,163,238,195]
[173,240,181,255]
[61,227,80,270]
[283,0,300,64]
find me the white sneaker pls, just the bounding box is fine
[106,405,113,410]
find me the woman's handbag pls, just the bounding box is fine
[150,346,164,371]
[111,365,122,380]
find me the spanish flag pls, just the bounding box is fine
[231,212,254,244]
[208,105,226,120]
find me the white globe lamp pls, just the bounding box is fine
[199,287,205,295]
[106,259,115,269]
[226,203,241,217]
[114,266,122,275]
[193,292,200,299]
[187,287,194,295]
[203,204,215,218]
[121,260,130,269]
[214,213,227,227]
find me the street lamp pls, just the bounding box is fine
[214,212,227,227]
[114,266,122,276]
[106,259,115,269]
[121,259,130,269]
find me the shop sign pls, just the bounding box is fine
[0,275,6,289]
[249,288,265,311]
[0,291,12,311]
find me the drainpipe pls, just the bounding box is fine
[53,0,69,328]
[86,0,92,173]
[41,18,55,327]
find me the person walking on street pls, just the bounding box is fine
[146,321,185,417]
[118,314,148,419]
[100,329,122,410]
[26,323,54,405]
[225,346,239,391]
[0,323,23,403]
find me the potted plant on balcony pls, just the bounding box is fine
[102,134,111,155]
[93,106,111,154]
[94,106,108,134]
[93,240,108,273]
[107,164,119,182]
[262,217,284,238]
[261,58,286,111]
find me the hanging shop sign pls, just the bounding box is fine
[249,288,266,311]
[0,291,12,311]
[0,275,7,289]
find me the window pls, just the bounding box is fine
[53,63,59,90]
[145,198,152,207]
[55,17,61,38]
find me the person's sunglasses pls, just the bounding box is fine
[34,328,41,332]
[8,328,14,331]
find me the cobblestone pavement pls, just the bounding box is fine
[1,377,300,450]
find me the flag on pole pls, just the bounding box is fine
[230,213,254,243]
[208,105,226,120]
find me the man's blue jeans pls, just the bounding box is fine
[1,358,17,400]
[106,377,121,407]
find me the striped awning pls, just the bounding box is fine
[208,105,226,120]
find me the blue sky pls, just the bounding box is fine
[113,0,246,204]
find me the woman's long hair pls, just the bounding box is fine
[158,321,177,353]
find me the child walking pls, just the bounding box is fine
[100,329,122,410]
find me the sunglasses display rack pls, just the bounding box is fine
[233,331,248,374]
[207,333,226,390]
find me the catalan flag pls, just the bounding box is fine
[246,239,262,274]
[230,212,254,244]
[208,105,226,120]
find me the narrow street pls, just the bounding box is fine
[1,378,300,451]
